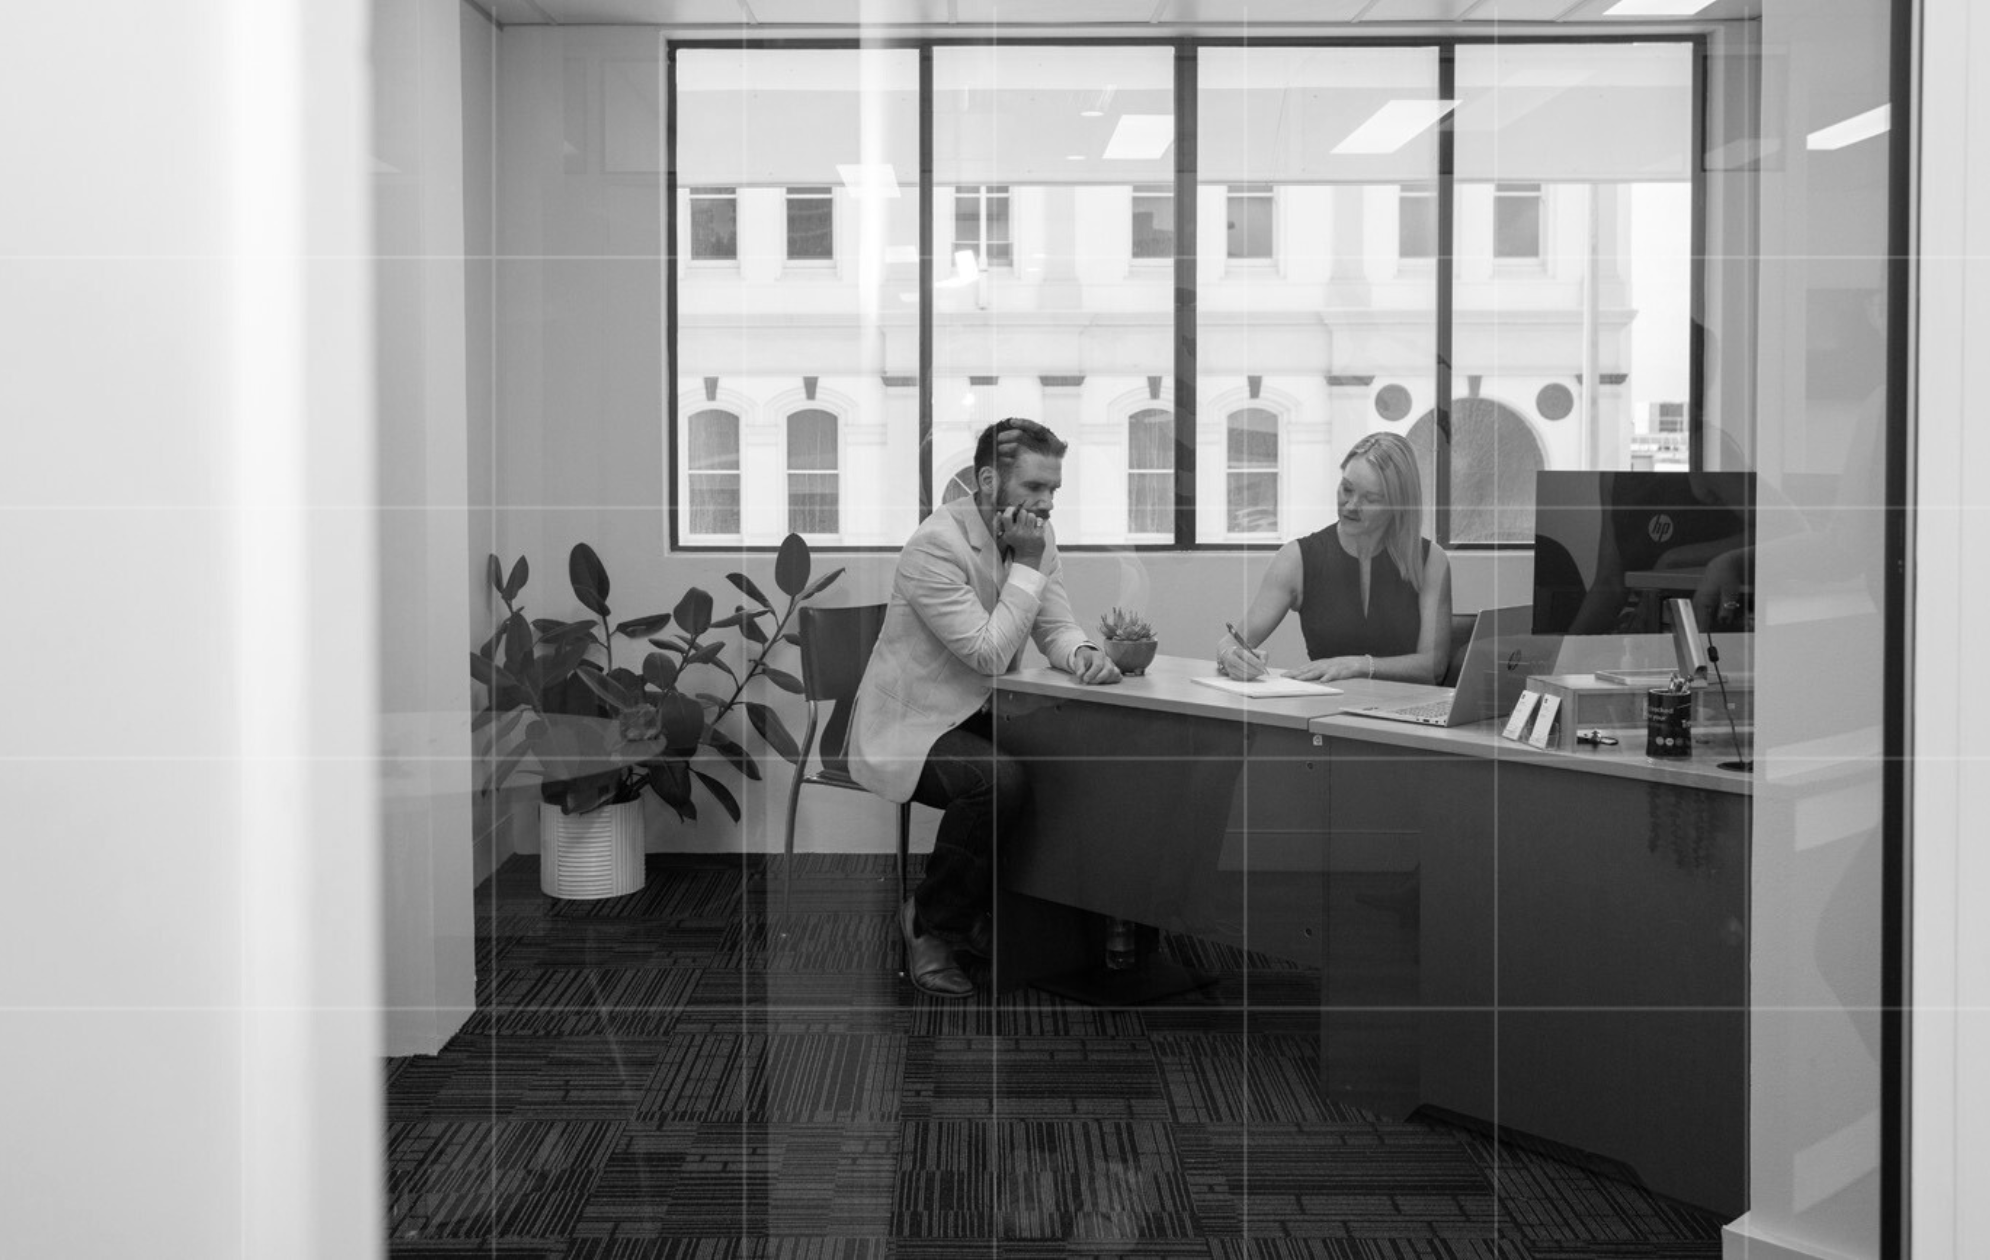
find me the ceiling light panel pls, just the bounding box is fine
[1465,0,1589,20]
[1332,99,1458,154]
[1806,103,1889,151]
[1103,114,1175,160]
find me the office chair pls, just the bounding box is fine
[780,603,914,922]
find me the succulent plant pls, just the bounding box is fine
[1098,607,1156,642]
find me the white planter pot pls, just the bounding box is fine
[539,799,646,899]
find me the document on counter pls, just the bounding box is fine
[1526,693,1562,748]
[1191,674,1344,698]
[1502,689,1543,741]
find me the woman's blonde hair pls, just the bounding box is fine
[1340,432,1427,593]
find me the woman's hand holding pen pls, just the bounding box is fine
[1217,623,1270,681]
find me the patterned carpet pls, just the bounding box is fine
[384,853,1724,1258]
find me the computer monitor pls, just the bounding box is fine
[1531,470,1755,635]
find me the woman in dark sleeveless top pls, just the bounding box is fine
[1217,432,1453,684]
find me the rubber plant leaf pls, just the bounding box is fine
[615,612,671,638]
[568,542,611,618]
[673,587,714,639]
[773,532,811,598]
[745,700,802,764]
[485,554,503,594]
[503,555,529,602]
[641,651,679,692]
[727,571,773,609]
[693,771,741,824]
[801,567,845,600]
[760,666,805,695]
[660,691,707,751]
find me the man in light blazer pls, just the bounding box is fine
[848,418,1121,997]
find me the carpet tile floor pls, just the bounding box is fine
[385,854,1725,1258]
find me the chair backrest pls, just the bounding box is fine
[1439,611,1479,687]
[796,603,890,771]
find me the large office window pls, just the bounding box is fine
[952,184,1011,268]
[932,46,1175,546]
[673,48,918,545]
[686,408,741,536]
[786,407,839,535]
[786,185,833,260]
[1226,406,1279,537]
[688,187,737,261]
[670,38,1701,551]
[1443,43,1696,543]
[1127,408,1173,537]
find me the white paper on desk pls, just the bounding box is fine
[1502,689,1542,741]
[1190,674,1343,698]
[1526,693,1562,748]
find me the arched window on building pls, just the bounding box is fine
[1127,407,1173,537]
[1227,406,1280,537]
[686,408,741,537]
[1407,397,1546,544]
[787,407,840,536]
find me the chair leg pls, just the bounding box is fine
[897,802,912,973]
[781,771,807,924]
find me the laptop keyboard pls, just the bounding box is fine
[1391,698,1456,723]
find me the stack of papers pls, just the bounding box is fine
[1190,674,1343,698]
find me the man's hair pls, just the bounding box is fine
[973,417,1068,477]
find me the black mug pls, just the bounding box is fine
[1646,688,1693,758]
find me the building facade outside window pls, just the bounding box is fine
[1226,406,1280,537]
[786,186,833,260]
[687,407,742,536]
[689,186,738,261]
[1493,182,1543,259]
[953,184,1011,268]
[786,407,840,536]
[1399,184,1438,260]
[1132,185,1175,259]
[1227,183,1273,259]
[1127,407,1174,537]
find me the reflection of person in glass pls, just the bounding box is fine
[1216,432,1453,683]
[1556,469,1752,634]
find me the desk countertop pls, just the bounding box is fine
[994,653,1753,796]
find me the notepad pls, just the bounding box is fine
[1190,674,1343,698]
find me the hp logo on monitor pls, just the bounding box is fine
[1647,513,1676,543]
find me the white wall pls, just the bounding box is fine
[463,0,501,884]
[1912,0,1990,1256]
[373,0,476,1057]
[0,1,381,1256]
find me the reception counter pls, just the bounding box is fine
[990,653,1750,1216]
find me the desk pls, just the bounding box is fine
[991,654,1750,1216]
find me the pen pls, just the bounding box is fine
[1223,623,1267,678]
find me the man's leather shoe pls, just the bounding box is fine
[901,899,973,998]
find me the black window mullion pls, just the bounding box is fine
[918,46,934,523]
[1435,46,1456,548]
[665,43,681,550]
[1174,42,1198,547]
[1689,36,1709,472]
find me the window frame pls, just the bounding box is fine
[784,405,842,539]
[665,34,1708,554]
[683,404,744,541]
[784,184,836,263]
[687,185,739,263]
[1125,404,1176,540]
[952,183,1012,269]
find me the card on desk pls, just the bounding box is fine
[1190,674,1343,698]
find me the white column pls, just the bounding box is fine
[0,1,382,1256]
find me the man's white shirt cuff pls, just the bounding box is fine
[1006,563,1047,598]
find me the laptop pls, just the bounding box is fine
[1342,606,1561,728]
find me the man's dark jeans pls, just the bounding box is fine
[908,711,1028,940]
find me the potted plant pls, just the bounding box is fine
[471,534,842,898]
[1097,607,1159,676]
